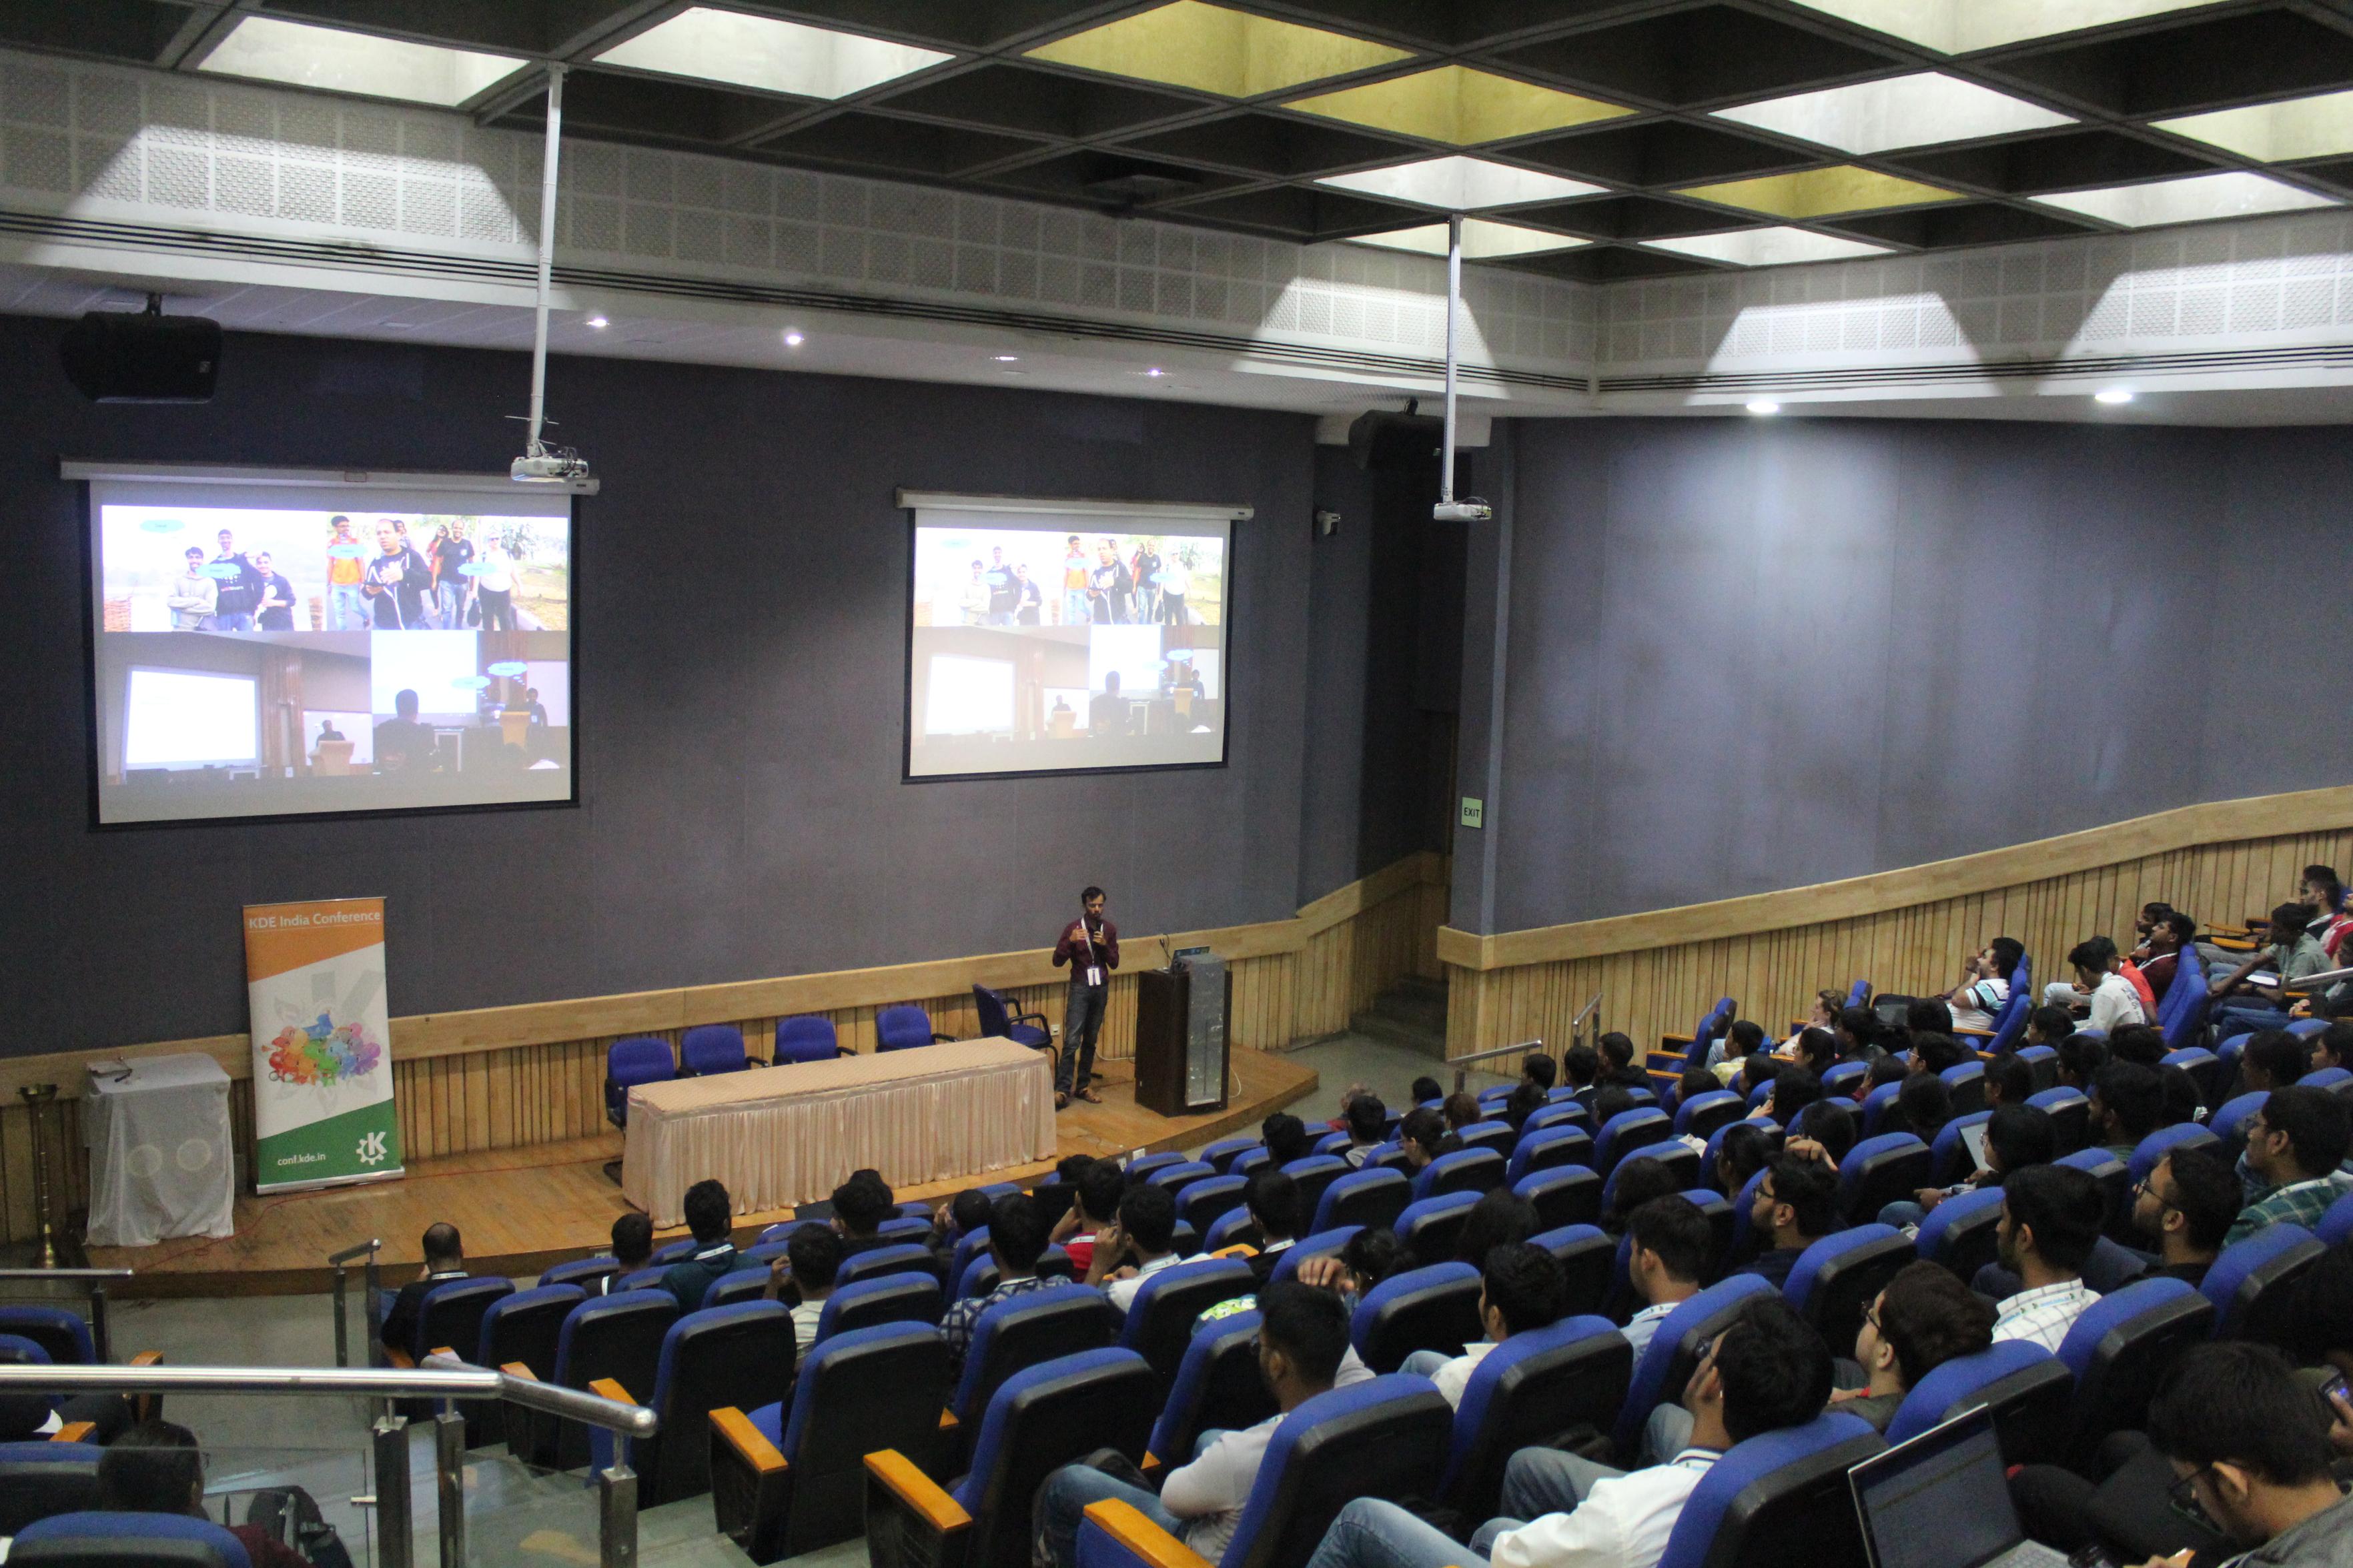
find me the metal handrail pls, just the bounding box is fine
[0,1361,658,1437]
[1445,1038,1545,1093]
[326,1237,381,1369]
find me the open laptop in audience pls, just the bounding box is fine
[1851,1408,2071,1568]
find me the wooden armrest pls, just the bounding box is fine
[1080,1499,1214,1568]
[865,1449,971,1533]
[711,1407,789,1475]
[1646,1068,1679,1084]
[384,1347,416,1369]
[430,1346,458,1361]
[1139,1452,1162,1473]
[129,1351,164,1368]
[501,1361,538,1381]
[1210,1244,1257,1259]
[590,1377,634,1405]
[1659,1034,1695,1048]
[52,1423,95,1444]
[938,1409,959,1432]
[1952,1028,1993,1042]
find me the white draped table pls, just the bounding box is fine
[620,1037,1057,1226]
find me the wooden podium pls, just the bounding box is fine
[1134,962,1230,1117]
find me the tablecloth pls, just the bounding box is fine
[620,1037,1056,1226]
[83,1052,236,1247]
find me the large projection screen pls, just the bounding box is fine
[83,465,578,825]
[904,496,1240,780]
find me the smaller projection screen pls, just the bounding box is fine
[83,466,578,825]
[904,496,1239,780]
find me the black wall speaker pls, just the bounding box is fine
[1348,409,1445,470]
[60,301,221,403]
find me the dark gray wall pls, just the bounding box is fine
[0,314,1330,1052]
[1468,416,2353,934]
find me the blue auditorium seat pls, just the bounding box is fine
[1594,1108,1672,1174]
[1506,1125,1594,1183]
[1147,1309,1275,1465]
[13,1512,252,1568]
[2128,1123,2218,1189]
[625,1301,795,1505]
[817,1273,943,1338]
[1408,1148,1505,1202]
[1531,1224,1615,1317]
[1514,1165,1603,1232]
[1119,1257,1255,1389]
[1392,1192,1479,1267]
[604,1036,674,1128]
[1839,1134,1931,1225]
[681,1022,758,1075]
[1783,1225,1911,1349]
[1269,1227,1362,1284]
[1612,1273,1776,1459]
[710,1321,949,1563]
[2200,1224,2324,1346]
[875,1004,946,1052]
[2052,1277,2214,1470]
[0,1443,100,1536]
[1654,1413,1883,1568]
[1915,1185,2005,1281]
[1350,1261,1484,1373]
[1312,1168,1410,1233]
[771,1014,840,1063]
[947,1283,1118,1434]
[1883,1341,2071,1463]
[1440,1315,1630,1523]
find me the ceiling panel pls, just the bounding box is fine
[4,0,2350,272]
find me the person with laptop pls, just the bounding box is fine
[1990,1163,2105,1351]
[1849,1406,2073,1568]
[1300,1296,1833,1568]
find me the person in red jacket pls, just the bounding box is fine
[1053,886,1118,1108]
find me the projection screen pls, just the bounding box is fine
[902,492,1244,780]
[79,462,582,825]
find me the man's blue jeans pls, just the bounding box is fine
[1037,1464,1182,1568]
[330,584,368,629]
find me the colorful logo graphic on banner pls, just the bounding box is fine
[244,898,403,1191]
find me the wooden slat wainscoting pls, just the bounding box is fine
[1438,785,2353,1064]
[0,852,1446,1248]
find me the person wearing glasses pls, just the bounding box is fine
[1830,1263,1995,1433]
[2225,1085,2353,1246]
[2130,1144,2240,1288]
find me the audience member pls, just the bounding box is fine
[2052,938,2148,1032]
[2090,1060,2164,1159]
[1503,1080,1546,1132]
[1991,1163,2105,1350]
[1303,1297,1833,1568]
[1789,1028,1836,1076]
[1707,1020,1766,1072]
[1833,1006,1878,1060]
[1984,1052,2034,1108]
[1560,1050,1598,1097]
[1604,1156,1682,1237]
[656,1179,741,1315]
[1442,1093,1483,1133]
[830,1172,897,1259]
[1887,1073,1953,1142]
[1054,1157,1125,1275]
[2138,909,2195,1005]
[379,1222,467,1356]
[1411,1075,1444,1107]
[928,1188,993,1267]
[1906,998,1954,1036]
[1598,1032,1648,1088]
[2240,1028,2311,1094]
[2108,1023,2168,1068]
[1829,1262,1995,1433]
[1262,1112,1313,1168]
[1087,1182,1180,1311]
[770,1225,840,1347]
[1456,1189,1541,1267]
[2132,1144,2240,1287]
[1039,1281,1350,1568]
[1885,1101,2053,1228]
[1765,1065,1822,1126]
[1523,1053,1558,1094]
[1402,1242,1567,1407]
[1592,1084,1637,1133]
[1949,938,2025,1032]
[1240,1170,1301,1282]
[1744,1155,1838,1289]
[1734,1054,1777,1106]
[2056,1033,2107,1091]
[1791,1098,1859,1162]
[1339,1094,1387,1166]
[2142,1344,2353,1561]
[2226,1086,2353,1245]
[1713,1121,1771,1196]
[1398,1106,1451,1172]
[604,1212,653,1292]
[1785,990,1844,1054]
[2211,901,2329,1041]
[1622,1195,1711,1357]
[939,1193,1053,1379]
[2312,1020,2353,1073]
[2024,1003,2077,1048]
[97,1421,318,1568]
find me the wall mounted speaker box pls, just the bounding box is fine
[61,303,221,402]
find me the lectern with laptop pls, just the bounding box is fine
[1133,950,1230,1117]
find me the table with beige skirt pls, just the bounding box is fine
[620,1036,1057,1227]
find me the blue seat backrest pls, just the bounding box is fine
[2159,947,2209,1050]
[0,1308,92,1367]
[1349,1261,1480,1371]
[1782,1224,1901,1316]
[835,1242,939,1288]
[1655,1413,1882,1568]
[950,1282,1118,1420]
[2200,1223,2324,1339]
[1884,1341,2058,1446]
[607,1036,673,1083]
[1508,1125,1593,1183]
[1613,1273,1775,1453]
[2319,1191,2353,1248]
[1914,1184,2004,1265]
[415,1277,516,1361]
[478,1284,586,1378]
[1930,1111,1991,1185]
[1149,1160,1217,1192]
[1456,1120,1516,1156]
[773,1014,839,1060]
[539,1257,620,1291]
[1203,1136,1260,1172]
[2207,1092,2266,1146]
[1313,1168,1408,1233]
[817,1273,943,1339]
[1672,1090,1740,1136]
[1410,1148,1504,1202]
[1392,1192,1478,1259]
[1220,1374,1455,1568]
[1595,1108,1670,1172]
[1148,1309,1273,1463]
[681,1023,747,1074]
[1859,1082,1903,1136]
[554,1289,677,1384]
[1822,1061,1867,1098]
[15,1511,254,1568]
[2055,1276,2200,1381]
[1270,1227,1362,1284]
[1313,1130,1354,1156]
[949,1347,1157,1526]
[1837,1132,1928,1211]
[1985,956,2033,1054]
[1443,1315,1628,1501]
[649,1238,698,1266]
[779,1321,948,1469]
[1846,980,1871,1008]
[1524,1102,1590,1135]
[875,1004,935,1050]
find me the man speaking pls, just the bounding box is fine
[1053,886,1118,1110]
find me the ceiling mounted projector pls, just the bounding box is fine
[510,452,591,483]
[59,295,219,403]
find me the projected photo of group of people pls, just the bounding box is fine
[92,498,573,824]
[907,512,1230,780]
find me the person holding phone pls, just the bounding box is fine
[1051,885,1117,1109]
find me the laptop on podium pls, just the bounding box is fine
[1850,1407,2070,1568]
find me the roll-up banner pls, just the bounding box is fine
[243,897,404,1192]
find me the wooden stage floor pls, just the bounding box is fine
[90,1048,1317,1297]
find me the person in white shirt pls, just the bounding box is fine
[1036,1280,1349,1568]
[2044,938,2147,1034]
[1087,1182,1182,1314]
[1948,937,2023,1032]
[1621,1196,1710,1360]
[1401,1243,1568,1407]
[763,1224,839,1351]
[1989,1163,2105,1352]
[1302,1295,1835,1568]
[167,545,217,630]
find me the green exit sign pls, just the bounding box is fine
[1459,797,1484,828]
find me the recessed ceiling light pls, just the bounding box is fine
[1314,155,1606,210]
[2095,388,2135,404]
[1347,219,1589,259]
[1639,227,1893,267]
[1025,2,1410,98]
[993,354,1020,362]
[2029,171,2336,227]
[1677,166,1964,219]
[1286,64,1632,146]
[2154,89,2353,163]
[194,15,528,107]
[1747,400,1782,415]
[783,329,805,346]
[595,6,951,100]
[1783,1,2230,55]
[585,315,608,329]
[1712,73,2075,155]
